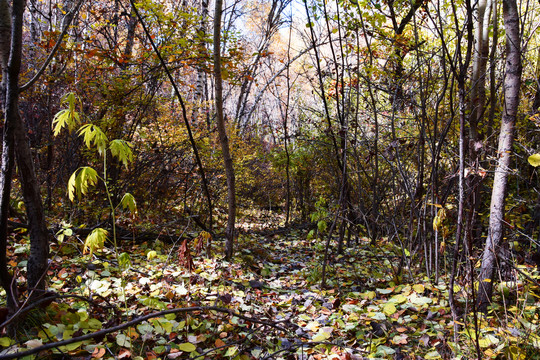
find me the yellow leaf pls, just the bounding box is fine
[59,341,83,352]
[528,154,540,167]
[312,332,331,342]
[83,228,108,257]
[0,337,12,347]
[382,303,397,316]
[178,343,196,352]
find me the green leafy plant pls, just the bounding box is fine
[53,92,137,268]
[307,197,329,240]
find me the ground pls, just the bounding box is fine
[0,218,539,359]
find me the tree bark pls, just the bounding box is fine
[192,0,209,127]
[214,0,236,259]
[0,0,50,304]
[13,0,50,295]
[470,0,492,140]
[0,0,17,313]
[477,0,521,311]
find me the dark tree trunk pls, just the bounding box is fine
[0,0,17,313]
[213,0,236,259]
[477,0,522,311]
[14,112,50,294]
[0,0,50,305]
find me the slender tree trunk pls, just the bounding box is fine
[487,0,498,144]
[466,0,492,252]
[532,47,540,113]
[130,0,214,232]
[192,0,208,126]
[214,0,236,259]
[470,0,492,139]
[283,22,292,226]
[0,0,17,313]
[448,0,474,344]
[477,0,521,311]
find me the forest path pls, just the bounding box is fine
[2,224,505,359]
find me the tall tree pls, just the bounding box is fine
[477,0,522,311]
[0,0,50,306]
[214,0,236,259]
[0,0,17,313]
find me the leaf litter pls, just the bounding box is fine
[0,225,539,359]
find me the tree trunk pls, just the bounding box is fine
[0,0,49,304]
[14,0,50,296]
[213,0,236,259]
[0,0,17,313]
[477,0,521,311]
[15,112,50,294]
[192,0,209,127]
[470,0,492,140]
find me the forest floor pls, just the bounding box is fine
[1,214,540,359]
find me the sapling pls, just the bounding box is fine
[53,93,137,308]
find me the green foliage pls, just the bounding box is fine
[78,124,109,155]
[52,92,81,135]
[118,252,131,270]
[109,140,134,168]
[120,193,137,214]
[55,225,73,244]
[83,228,108,257]
[309,197,330,238]
[68,167,99,202]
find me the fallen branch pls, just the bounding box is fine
[0,306,289,359]
[0,293,119,330]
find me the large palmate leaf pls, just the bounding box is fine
[83,228,108,257]
[68,166,99,201]
[52,92,81,135]
[120,193,137,214]
[109,139,134,168]
[78,124,109,155]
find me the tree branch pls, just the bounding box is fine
[0,306,289,359]
[19,0,85,92]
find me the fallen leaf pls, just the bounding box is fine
[215,339,226,347]
[168,352,184,359]
[419,334,430,347]
[92,347,106,359]
[118,349,131,359]
[25,339,43,349]
[178,343,196,352]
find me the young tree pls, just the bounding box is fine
[214,0,236,259]
[477,0,522,311]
